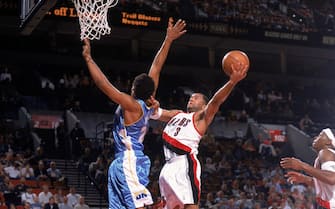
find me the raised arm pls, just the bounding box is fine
[82,39,139,112]
[148,18,187,96]
[203,63,248,126]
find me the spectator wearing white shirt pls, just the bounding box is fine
[66,187,80,208]
[30,195,43,209]
[38,184,53,206]
[4,162,21,179]
[74,196,89,209]
[47,161,66,186]
[20,162,35,179]
[21,187,37,205]
[59,196,72,209]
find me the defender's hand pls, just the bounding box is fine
[82,39,92,62]
[166,18,187,42]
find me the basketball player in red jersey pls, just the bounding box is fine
[153,62,248,209]
[281,128,335,209]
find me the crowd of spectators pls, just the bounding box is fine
[0,125,91,209]
[118,0,335,33]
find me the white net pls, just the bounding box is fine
[72,0,118,40]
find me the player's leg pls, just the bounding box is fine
[108,161,126,209]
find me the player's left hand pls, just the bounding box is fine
[166,18,187,42]
[284,171,306,184]
[82,38,92,62]
[229,62,248,84]
[148,96,160,109]
[280,157,304,171]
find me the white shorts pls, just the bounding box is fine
[159,154,201,209]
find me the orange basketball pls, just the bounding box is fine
[222,50,249,76]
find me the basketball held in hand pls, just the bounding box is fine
[222,50,250,76]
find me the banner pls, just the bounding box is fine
[269,129,286,142]
[31,114,61,129]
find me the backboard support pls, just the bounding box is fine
[20,0,57,35]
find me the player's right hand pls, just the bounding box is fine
[82,38,92,62]
[229,62,248,84]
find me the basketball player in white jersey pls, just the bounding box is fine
[281,128,335,209]
[153,63,248,209]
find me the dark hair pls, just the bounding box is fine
[132,73,155,101]
[201,94,209,104]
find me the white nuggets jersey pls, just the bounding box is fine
[314,149,335,209]
[162,112,202,159]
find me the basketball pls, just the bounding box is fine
[222,50,250,76]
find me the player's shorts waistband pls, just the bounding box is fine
[115,150,144,158]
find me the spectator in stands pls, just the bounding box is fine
[77,147,94,174]
[30,195,43,209]
[47,161,66,186]
[21,187,36,205]
[4,179,21,206]
[74,196,89,209]
[70,122,85,158]
[203,192,216,208]
[54,188,64,205]
[29,147,45,167]
[203,157,217,176]
[4,161,21,179]
[34,160,48,181]
[258,135,277,158]
[58,196,72,209]
[23,202,31,209]
[88,156,105,183]
[38,185,53,207]
[66,187,80,208]
[44,196,59,209]
[56,121,67,157]
[0,67,12,83]
[298,113,314,133]
[14,177,27,195]
[238,110,249,122]
[20,162,34,180]
[0,135,9,154]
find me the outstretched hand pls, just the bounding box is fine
[165,18,187,42]
[229,62,248,84]
[280,157,305,171]
[82,38,92,62]
[284,171,306,184]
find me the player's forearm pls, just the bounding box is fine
[148,38,173,88]
[302,163,335,185]
[85,58,120,95]
[301,174,314,186]
[210,80,236,108]
[158,109,181,122]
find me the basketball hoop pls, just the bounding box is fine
[72,0,118,40]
